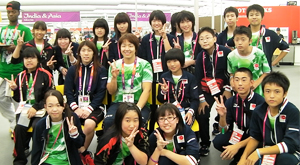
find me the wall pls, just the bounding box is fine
[199,15,221,33]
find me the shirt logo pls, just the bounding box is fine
[254,63,259,70]
[265,36,271,42]
[182,79,188,84]
[279,114,286,123]
[135,73,140,78]
[177,135,185,143]
[250,103,256,110]
[217,51,224,57]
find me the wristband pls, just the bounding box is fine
[200,100,206,103]
[150,157,158,163]
[103,49,108,52]
[256,149,261,159]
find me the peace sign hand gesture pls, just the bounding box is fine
[46,55,57,69]
[108,59,120,78]
[159,24,167,39]
[214,96,227,117]
[158,78,168,93]
[17,31,25,47]
[66,116,78,134]
[4,74,17,90]
[124,127,139,148]
[102,39,111,52]
[154,129,169,151]
[173,37,181,49]
[65,42,73,56]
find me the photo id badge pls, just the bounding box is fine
[207,78,221,96]
[229,122,244,144]
[78,95,90,108]
[262,154,276,165]
[172,100,182,109]
[123,94,134,103]
[152,59,163,73]
[15,101,26,114]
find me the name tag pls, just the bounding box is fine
[229,122,244,144]
[261,154,276,165]
[152,59,163,73]
[15,101,27,114]
[123,94,134,103]
[78,95,90,108]
[207,79,221,96]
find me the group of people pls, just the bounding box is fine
[0,1,299,165]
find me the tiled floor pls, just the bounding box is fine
[1,65,299,165]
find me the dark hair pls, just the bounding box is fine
[233,67,253,80]
[176,10,195,32]
[262,72,290,94]
[118,33,139,56]
[165,48,185,67]
[198,26,215,37]
[22,47,41,64]
[233,26,252,40]
[155,103,184,132]
[44,89,73,120]
[54,28,71,46]
[33,21,47,31]
[246,4,264,18]
[93,18,109,46]
[75,41,101,82]
[114,12,132,39]
[170,12,180,35]
[223,6,239,18]
[149,10,166,26]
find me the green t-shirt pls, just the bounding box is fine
[227,47,271,96]
[113,137,131,165]
[0,24,33,79]
[166,140,174,152]
[251,31,262,50]
[44,122,68,165]
[36,44,43,53]
[268,112,276,130]
[155,35,161,43]
[27,73,35,105]
[97,41,104,51]
[108,57,153,105]
[183,38,193,59]
[172,75,181,87]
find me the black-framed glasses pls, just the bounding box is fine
[158,116,176,123]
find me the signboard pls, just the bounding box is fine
[22,12,80,22]
[127,12,171,22]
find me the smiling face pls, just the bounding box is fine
[121,110,139,137]
[33,28,47,40]
[79,45,94,65]
[179,18,193,33]
[95,27,106,39]
[57,38,70,50]
[24,56,38,71]
[120,39,136,60]
[117,22,129,35]
[45,95,64,122]
[158,111,178,137]
[167,59,182,75]
[247,10,263,27]
[151,17,163,32]
[264,83,287,110]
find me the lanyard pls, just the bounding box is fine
[34,40,45,55]
[184,34,198,59]
[117,42,121,59]
[100,50,105,65]
[149,33,163,59]
[3,23,19,44]
[168,81,184,104]
[256,28,262,47]
[202,45,219,79]
[235,94,245,130]
[122,57,137,90]
[79,64,94,94]
[19,69,39,102]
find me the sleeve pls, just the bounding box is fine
[272,31,289,52]
[138,36,147,60]
[136,129,150,157]
[225,98,234,130]
[179,127,200,165]
[216,33,223,45]
[108,41,117,62]
[64,66,78,110]
[277,106,300,154]
[69,113,85,148]
[194,52,205,101]
[142,61,153,83]
[54,48,65,71]
[168,34,175,48]
[249,108,263,142]
[23,27,33,42]
[260,53,271,73]
[148,131,158,155]
[31,120,44,165]
[188,75,199,115]
[11,44,27,64]
[12,74,21,103]
[89,67,108,110]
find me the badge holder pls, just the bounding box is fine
[123,94,134,103]
[229,122,244,144]
[17,104,32,127]
[261,154,276,165]
[173,101,185,124]
[152,59,163,73]
[78,95,90,108]
[207,78,221,96]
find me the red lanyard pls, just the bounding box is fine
[117,42,121,59]
[256,28,262,47]
[168,82,184,104]
[34,40,45,55]
[149,33,163,59]
[3,23,19,44]
[202,45,219,79]
[184,34,198,59]
[41,124,63,159]
[235,94,245,130]
[20,69,39,102]
[121,57,137,90]
[78,64,94,93]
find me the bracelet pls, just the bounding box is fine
[200,100,206,103]
[150,157,158,163]
[218,123,227,129]
[256,149,261,159]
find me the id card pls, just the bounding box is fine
[261,154,276,165]
[152,59,163,73]
[15,101,26,114]
[123,94,134,103]
[78,95,90,108]
[207,79,221,96]
[229,122,244,144]
[17,104,32,127]
[172,100,182,109]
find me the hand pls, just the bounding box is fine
[4,74,17,90]
[198,101,209,115]
[74,108,84,118]
[220,144,240,160]
[154,129,169,151]
[108,59,120,78]
[185,112,193,125]
[61,68,68,76]
[65,42,73,56]
[27,107,37,119]
[173,37,181,49]
[17,31,25,47]
[102,39,111,52]
[214,96,227,117]
[158,78,168,93]
[124,127,139,147]
[158,24,167,39]
[81,108,91,119]
[246,151,260,165]
[222,90,232,100]
[66,116,78,134]
[46,55,57,69]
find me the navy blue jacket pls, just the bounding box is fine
[227,26,289,68]
[217,27,232,46]
[149,125,200,165]
[64,62,107,111]
[178,32,201,60]
[31,114,85,165]
[225,91,265,132]
[157,70,199,115]
[109,37,122,62]
[250,98,300,154]
[195,44,231,99]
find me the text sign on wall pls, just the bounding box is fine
[22,12,80,22]
[127,12,171,22]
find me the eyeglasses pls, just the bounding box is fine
[158,116,177,123]
[199,37,213,42]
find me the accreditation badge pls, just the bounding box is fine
[229,122,244,144]
[261,154,276,165]
[207,79,221,96]
[123,94,134,103]
[78,95,90,108]
[152,59,163,73]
